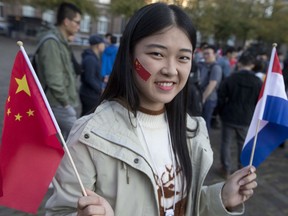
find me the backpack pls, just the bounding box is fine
[30,34,82,78]
[187,62,221,116]
[71,52,83,76]
[187,62,203,116]
[30,34,60,76]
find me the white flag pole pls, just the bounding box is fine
[249,43,277,166]
[249,120,261,166]
[17,41,87,196]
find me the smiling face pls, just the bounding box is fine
[133,26,193,111]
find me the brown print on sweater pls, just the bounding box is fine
[154,165,187,216]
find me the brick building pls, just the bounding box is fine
[0,0,124,44]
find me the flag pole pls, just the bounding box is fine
[249,120,261,166]
[17,41,87,196]
[249,43,278,166]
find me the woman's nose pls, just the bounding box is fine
[161,59,178,76]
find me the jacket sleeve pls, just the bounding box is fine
[210,64,223,84]
[45,117,97,216]
[199,183,244,216]
[101,51,109,77]
[38,39,70,106]
[188,117,244,216]
[82,56,102,93]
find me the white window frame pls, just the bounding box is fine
[0,2,4,20]
[42,10,54,24]
[97,16,108,34]
[98,0,111,4]
[22,5,35,17]
[80,14,91,33]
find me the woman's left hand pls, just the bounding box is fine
[221,166,257,209]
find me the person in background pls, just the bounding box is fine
[236,46,244,60]
[253,59,266,82]
[256,50,269,74]
[104,32,112,46]
[36,2,81,140]
[194,42,208,63]
[217,46,237,78]
[218,52,262,178]
[101,35,119,90]
[45,3,257,216]
[198,44,223,132]
[79,34,105,116]
[212,46,237,129]
[68,35,83,77]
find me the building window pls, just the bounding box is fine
[42,10,54,24]
[80,14,91,33]
[22,5,35,17]
[0,2,4,20]
[97,16,108,34]
[98,0,111,4]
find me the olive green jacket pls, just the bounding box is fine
[45,101,244,216]
[36,27,79,107]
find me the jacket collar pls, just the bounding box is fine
[79,101,154,171]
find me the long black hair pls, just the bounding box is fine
[100,2,197,195]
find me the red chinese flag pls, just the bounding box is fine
[0,51,64,213]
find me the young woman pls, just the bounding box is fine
[45,3,257,216]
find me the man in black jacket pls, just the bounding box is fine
[217,52,262,178]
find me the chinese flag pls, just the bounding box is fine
[0,50,64,213]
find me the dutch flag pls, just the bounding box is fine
[241,45,288,167]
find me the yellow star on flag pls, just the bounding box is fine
[7,108,11,116]
[15,113,22,121]
[27,109,35,117]
[15,75,31,96]
[7,96,11,102]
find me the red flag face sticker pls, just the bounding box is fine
[134,58,151,81]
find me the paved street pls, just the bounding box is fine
[0,35,288,215]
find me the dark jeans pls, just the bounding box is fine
[220,122,248,173]
[202,100,217,132]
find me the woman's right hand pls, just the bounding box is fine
[77,189,114,216]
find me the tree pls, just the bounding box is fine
[29,0,98,18]
[110,0,146,18]
[255,0,288,45]
[186,0,288,47]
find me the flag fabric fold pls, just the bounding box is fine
[241,47,288,167]
[0,50,64,213]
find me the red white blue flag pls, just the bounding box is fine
[241,46,288,167]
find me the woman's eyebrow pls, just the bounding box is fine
[145,44,192,53]
[180,48,193,53]
[145,44,167,50]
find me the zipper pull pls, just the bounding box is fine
[126,167,130,184]
[122,162,129,184]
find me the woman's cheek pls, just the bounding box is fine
[134,58,151,81]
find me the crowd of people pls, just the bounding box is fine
[190,41,288,178]
[32,1,284,216]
